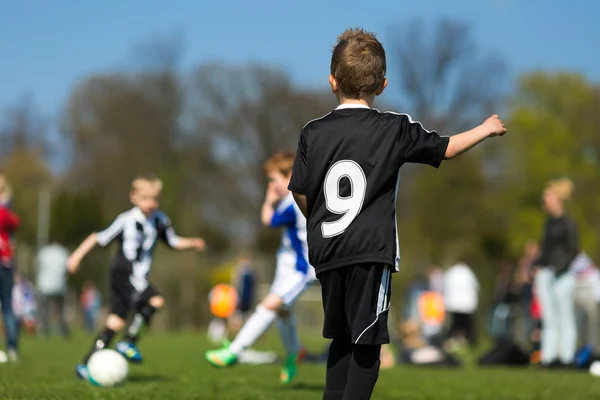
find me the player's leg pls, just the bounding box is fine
[117,287,162,363]
[344,264,392,400]
[76,313,126,385]
[275,273,317,384]
[319,268,351,400]
[76,273,130,383]
[206,293,281,368]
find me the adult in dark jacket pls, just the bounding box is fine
[534,178,579,367]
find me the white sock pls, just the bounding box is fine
[276,312,300,356]
[229,306,276,355]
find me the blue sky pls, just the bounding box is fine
[0,0,598,120]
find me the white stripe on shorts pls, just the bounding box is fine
[354,266,391,344]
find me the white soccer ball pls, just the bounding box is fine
[590,361,600,377]
[87,349,129,387]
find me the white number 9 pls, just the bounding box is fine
[322,160,367,238]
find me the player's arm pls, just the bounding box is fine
[68,214,125,273]
[399,114,506,166]
[292,193,308,218]
[288,128,308,217]
[261,183,280,227]
[157,215,205,251]
[444,115,507,159]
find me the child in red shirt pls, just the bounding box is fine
[0,173,20,362]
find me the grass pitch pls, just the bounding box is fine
[0,332,598,399]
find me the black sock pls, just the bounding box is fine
[343,344,381,400]
[124,305,157,344]
[323,338,353,400]
[82,327,116,363]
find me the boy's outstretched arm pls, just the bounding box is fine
[444,115,506,159]
[292,193,308,218]
[68,214,126,273]
[173,237,206,251]
[67,233,99,274]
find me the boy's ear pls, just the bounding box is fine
[375,78,388,96]
[328,74,338,94]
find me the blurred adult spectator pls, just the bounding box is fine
[0,173,20,362]
[12,273,37,336]
[534,179,579,368]
[570,251,600,367]
[80,280,101,333]
[36,239,70,338]
[443,260,480,348]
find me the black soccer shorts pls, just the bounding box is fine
[109,269,159,319]
[318,263,392,345]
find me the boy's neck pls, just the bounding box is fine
[337,94,375,108]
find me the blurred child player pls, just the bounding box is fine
[205,152,316,384]
[68,175,205,384]
[288,28,507,400]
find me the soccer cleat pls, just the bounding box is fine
[116,341,143,364]
[205,347,238,368]
[75,364,101,386]
[0,350,7,364]
[280,353,298,384]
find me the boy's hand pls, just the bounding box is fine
[67,255,80,274]
[482,114,507,137]
[190,238,206,251]
[265,183,280,205]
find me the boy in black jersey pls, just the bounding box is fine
[288,28,507,400]
[67,175,205,385]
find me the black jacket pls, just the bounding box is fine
[536,215,579,276]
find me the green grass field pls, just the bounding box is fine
[0,332,598,399]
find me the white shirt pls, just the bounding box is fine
[443,263,479,314]
[36,243,69,295]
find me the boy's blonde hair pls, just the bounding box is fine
[264,152,295,176]
[131,174,163,192]
[0,173,12,203]
[331,28,387,99]
[546,178,574,202]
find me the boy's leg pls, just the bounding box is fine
[81,314,126,363]
[77,272,130,384]
[343,264,392,400]
[276,309,300,356]
[274,272,317,383]
[318,268,351,400]
[206,296,278,367]
[117,287,162,363]
[205,264,303,368]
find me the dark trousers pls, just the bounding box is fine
[448,312,476,346]
[0,267,18,350]
[39,293,70,337]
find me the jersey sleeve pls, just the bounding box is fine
[288,129,308,194]
[270,201,297,228]
[397,114,449,168]
[96,215,126,247]
[157,214,181,249]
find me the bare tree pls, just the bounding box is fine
[391,19,507,133]
[187,63,335,244]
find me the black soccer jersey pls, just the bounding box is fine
[96,207,180,292]
[288,104,449,274]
